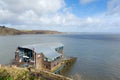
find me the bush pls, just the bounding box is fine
[0,69,13,80]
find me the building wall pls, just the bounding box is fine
[44,61,51,70]
[36,53,44,69]
[51,58,62,69]
[36,54,62,70]
[15,51,20,62]
[35,47,63,70]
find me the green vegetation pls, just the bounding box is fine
[0,65,46,80]
[0,65,78,80]
[0,57,78,80]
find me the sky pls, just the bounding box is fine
[0,0,120,33]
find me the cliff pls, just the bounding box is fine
[0,26,62,35]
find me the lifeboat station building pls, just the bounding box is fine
[15,43,64,70]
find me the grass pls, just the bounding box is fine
[0,57,79,80]
[0,65,45,80]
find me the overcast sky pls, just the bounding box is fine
[0,0,120,32]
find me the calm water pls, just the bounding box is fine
[0,34,120,80]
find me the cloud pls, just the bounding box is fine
[0,0,84,30]
[75,0,120,33]
[3,0,65,14]
[107,0,120,15]
[79,0,96,5]
[0,0,66,26]
[0,0,120,33]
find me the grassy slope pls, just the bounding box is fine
[0,26,61,35]
[0,26,21,35]
[0,65,46,80]
[0,65,82,80]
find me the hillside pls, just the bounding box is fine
[0,26,62,35]
[0,26,22,35]
[22,30,62,34]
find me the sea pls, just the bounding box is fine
[0,33,120,80]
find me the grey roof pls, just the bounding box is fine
[19,43,64,59]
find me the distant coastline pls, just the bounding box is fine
[0,26,62,35]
